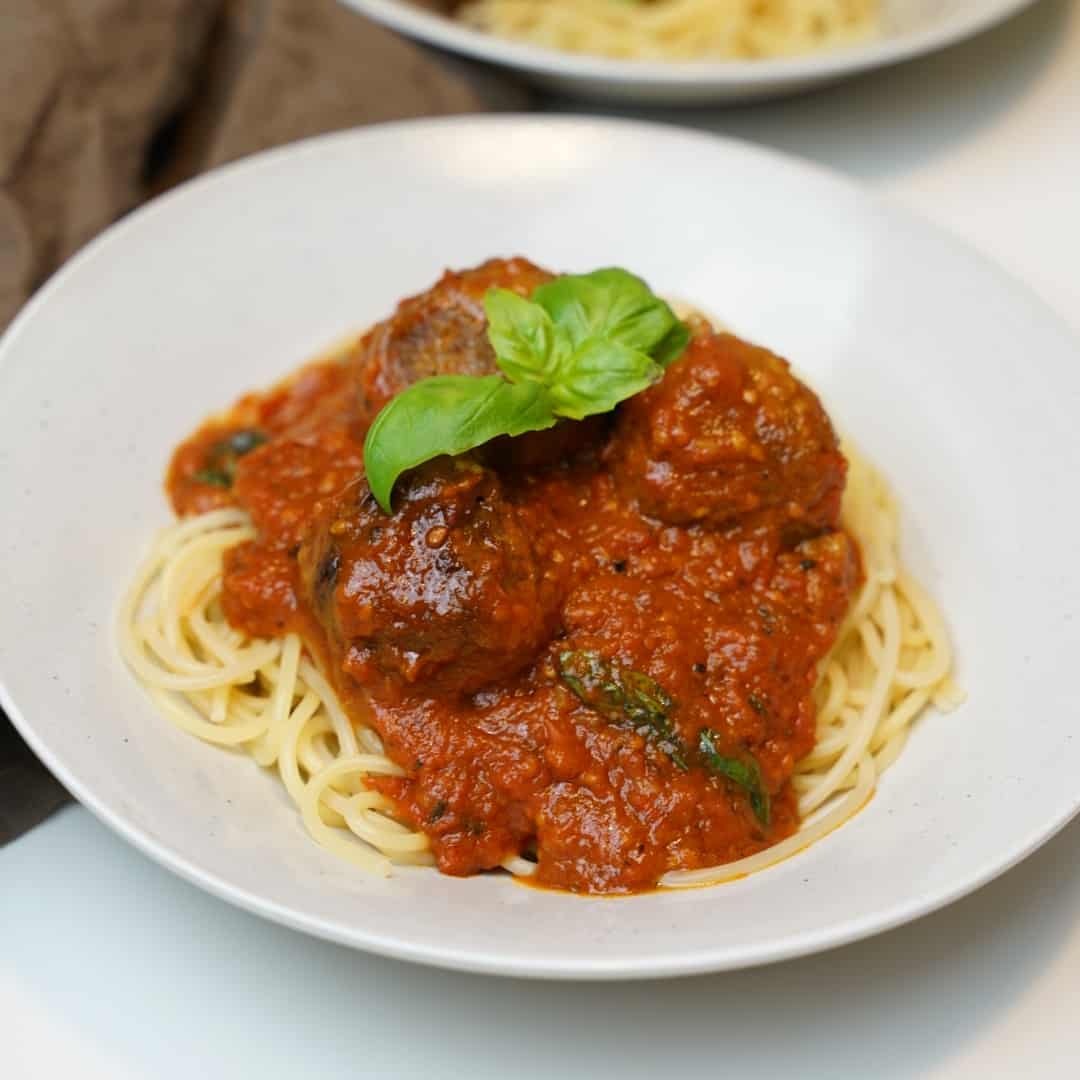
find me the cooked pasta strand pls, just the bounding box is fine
[120,441,955,889]
[457,0,879,62]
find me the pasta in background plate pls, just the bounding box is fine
[454,0,880,61]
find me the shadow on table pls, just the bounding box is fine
[548,0,1073,185]
[4,805,1079,1078]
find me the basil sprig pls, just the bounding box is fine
[557,649,688,771]
[362,376,556,505]
[556,649,771,825]
[363,267,689,511]
[698,728,771,826]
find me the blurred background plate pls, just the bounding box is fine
[341,0,1041,104]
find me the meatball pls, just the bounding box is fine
[607,331,846,535]
[763,529,862,634]
[299,458,565,700]
[356,257,554,414]
[354,257,602,469]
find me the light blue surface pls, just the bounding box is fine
[4,806,1080,1078]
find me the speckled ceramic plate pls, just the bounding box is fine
[2,117,1078,978]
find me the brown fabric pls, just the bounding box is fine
[0,0,524,327]
[0,721,71,846]
[0,0,222,326]
[0,0,523,844]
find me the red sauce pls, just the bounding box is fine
[166,258,860,894]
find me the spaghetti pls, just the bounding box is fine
[455,0,880,62]
[118,443,958,888]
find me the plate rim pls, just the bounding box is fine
[3,113,1079,980]
[341,0,1040,88]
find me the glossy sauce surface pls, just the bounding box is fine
[167,259,859,894]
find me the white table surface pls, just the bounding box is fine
[5,3,1080,1075]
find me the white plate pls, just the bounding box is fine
[342,0,1040,104]
[2,116,1078,979]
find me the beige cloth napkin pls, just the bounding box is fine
[0,0,524,843]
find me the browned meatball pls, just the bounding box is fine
[766,530,862,632]
[354,256,602,469]
[299,458,565,700]
[607,331,846,535]
[356,257,554,414]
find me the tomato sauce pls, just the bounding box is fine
[166,259,860,894]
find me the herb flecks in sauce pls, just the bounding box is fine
[698,728,771,826]
[558,650,687,769]
[193,428,268,489]
[557,650,771,823]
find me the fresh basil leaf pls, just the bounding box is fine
[362,374,557,511]
[548,337,662,420]
[528,277,590,350]
[698,728,770,826]
[557,650,687,770]
[484,287,556,383]
[193,468,232,488]
[194,428,268,489]
[532,268,685,360]
[572,268,680,353]
[652,319,692,368]
[362,265,691,514]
